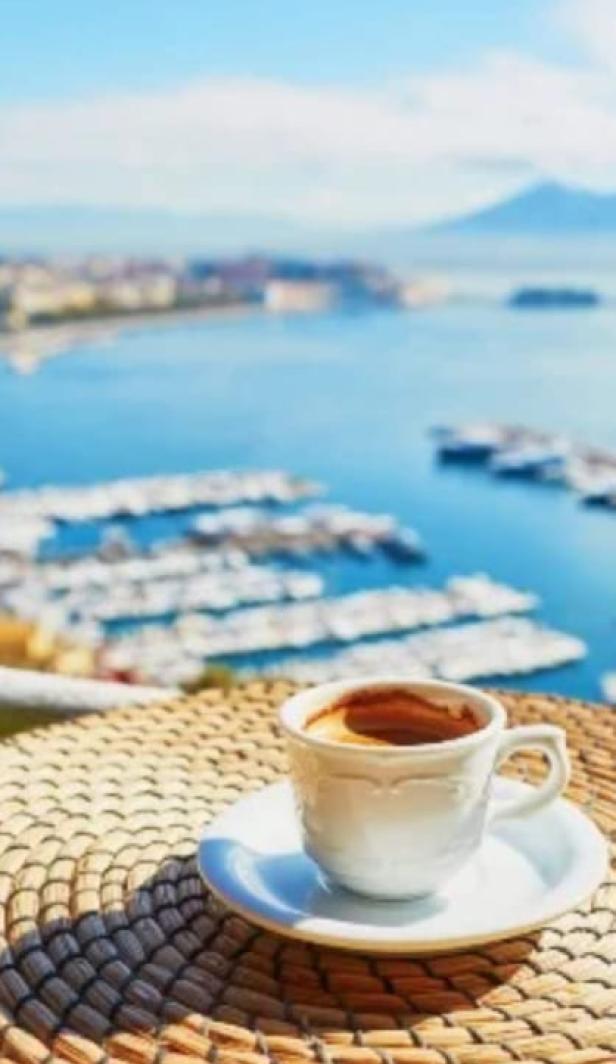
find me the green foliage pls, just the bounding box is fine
[0,706,63,738]
[182,663,236,694]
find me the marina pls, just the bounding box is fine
[0,301,613,701]
[0,462,590,692]
[192,503,424,560]
[0,543,251,591]
[433,422,616,507]
[0,490,424,633]
[0,468,321,528]
[0,517,55,556]
[1,560,324,627]
[261,616,587,685]
[101,574,540,685]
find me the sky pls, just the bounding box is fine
[1,0,616,226]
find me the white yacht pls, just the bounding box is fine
[489,444,569,480]
[435,424,504,462]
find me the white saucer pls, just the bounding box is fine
[198,778,608,954]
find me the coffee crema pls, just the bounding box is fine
[304,687,481,747]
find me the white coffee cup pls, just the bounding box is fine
[280,676,570,899]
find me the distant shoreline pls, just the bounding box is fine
[0,300,260,365]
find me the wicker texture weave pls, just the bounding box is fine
[0,680,613,1064]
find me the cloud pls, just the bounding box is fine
[561,0,616,71]
[1,0,616,225]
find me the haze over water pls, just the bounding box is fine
[2,256,616,700]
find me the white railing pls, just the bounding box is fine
[0,666,177,717]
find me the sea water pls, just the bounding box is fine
[1,299,615,700]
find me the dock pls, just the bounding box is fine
[0,464,589,693]
[258,616,587,685]
[0,469,322,529]
[101,574,539,685]
[191,503,424,560]
[432,422,616,508]
[2,560,324,626]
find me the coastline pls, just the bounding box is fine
[0,300,260,367]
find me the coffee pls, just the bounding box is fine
[304,686,481,747]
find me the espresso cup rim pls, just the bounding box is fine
[279,675,506,755]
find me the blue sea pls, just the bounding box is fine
[2,290,616,700]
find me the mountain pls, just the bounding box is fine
[0,205,323,255]
[429,182,616,235]
[3,182,616,258]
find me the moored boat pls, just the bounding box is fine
[579,477,616,507]
[489,444,569,480]
[436,424,504,462]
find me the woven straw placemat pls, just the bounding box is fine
[0,680,613,1064]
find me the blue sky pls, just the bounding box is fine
[0,0,615,225]
[0,1,576,101]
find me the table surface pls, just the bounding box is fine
[0,680,613,1064]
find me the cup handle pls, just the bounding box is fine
[490,724,570,823]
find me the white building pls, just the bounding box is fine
[264,279,337,313]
